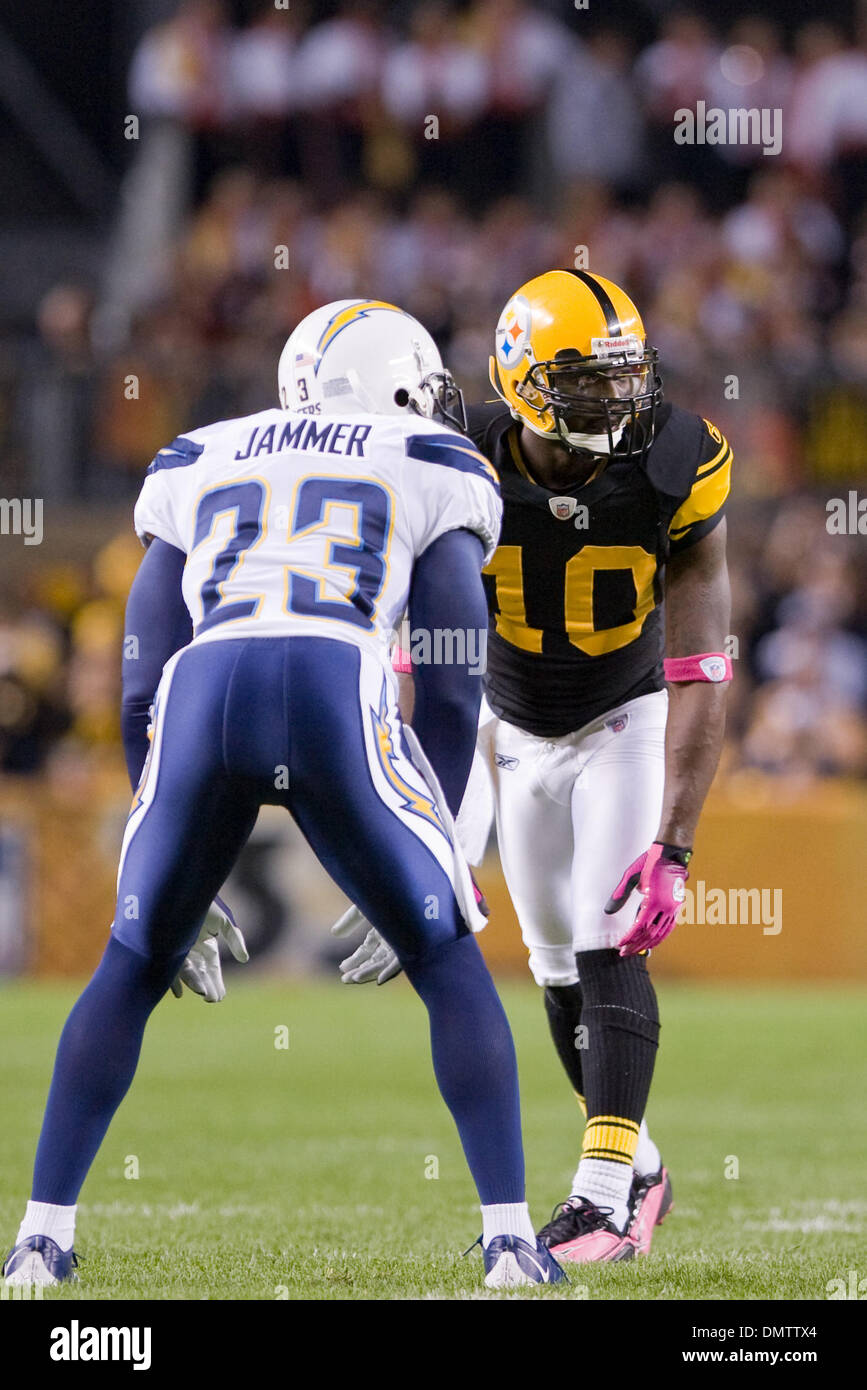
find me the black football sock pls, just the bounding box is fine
[570,949,660,1228]
[543,983,586,1113]
[575,948,659,1129]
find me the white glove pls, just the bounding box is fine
[171,896,249,1002]
[330,720,489,986]
[331,905,401,985]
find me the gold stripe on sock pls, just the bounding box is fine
[581,1147,634,1165]
[586,1115,640,1133]
[581,1116,641,1165]
[574,1092,587,1118]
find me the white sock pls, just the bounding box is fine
[16,1201,76,1253]
[633,1120,661,1178]
[481,1201,536,1248]
[571,1159,632,1233]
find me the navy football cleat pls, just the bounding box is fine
[3,1235,78,1286]
[470,1234,567,1288]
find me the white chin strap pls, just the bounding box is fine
[518,411,627,455]
[556,418,627,454]
[408,383,435,419]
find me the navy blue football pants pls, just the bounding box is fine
[31,638,525,1209]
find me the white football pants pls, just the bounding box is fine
[475,689,668,986]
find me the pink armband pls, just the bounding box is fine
[392,645,413,675]
[663,652,732,684]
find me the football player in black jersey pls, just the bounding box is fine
[337,269,732,1263]
[463,269,733,1260]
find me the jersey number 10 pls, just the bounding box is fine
[485,543,657,657]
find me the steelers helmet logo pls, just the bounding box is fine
[495,295,532,367]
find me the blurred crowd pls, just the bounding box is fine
[123,1,867,206]
[1,0,866,785]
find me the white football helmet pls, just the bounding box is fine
[277,298,466,429]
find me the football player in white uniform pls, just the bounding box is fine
[3,300,564,1291]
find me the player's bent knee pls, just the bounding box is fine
[527,944,580,989]
[390,913,469,970]
[544,982,584,1011]
[100,935,186,1002]
[111,902,206,962]
[402,928,492,999]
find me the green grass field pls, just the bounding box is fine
[1,977,865,1301]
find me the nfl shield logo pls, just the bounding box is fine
[549,497,578,520]
[699,656,727,682]
[605,715,628,734]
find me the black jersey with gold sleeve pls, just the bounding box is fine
[467,401,732,737]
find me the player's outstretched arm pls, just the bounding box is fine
[657,518,731,849]
[407,527,488,817]
[607,520,731,955]
[121,535,246,1000]
[332,528,489,986]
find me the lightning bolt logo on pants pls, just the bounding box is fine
[370,681,448,840]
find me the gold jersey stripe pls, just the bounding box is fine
[696,435,730,477]
[668,448,733,537]
[695,447,732,482]
[507,425,536,482]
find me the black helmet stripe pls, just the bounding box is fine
[561,269,622,338]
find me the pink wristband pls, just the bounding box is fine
[392,645,413,675]
[663,652,732,683]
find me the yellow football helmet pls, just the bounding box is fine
[489,269,662,458]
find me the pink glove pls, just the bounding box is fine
[471,872,489,918]
[604,842,691,956]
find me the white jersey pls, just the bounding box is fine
[134,407,501,661]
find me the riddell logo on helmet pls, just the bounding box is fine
[590,335,643,362]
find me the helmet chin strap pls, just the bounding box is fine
[556,418,627,454]
[408,383,435,419]
[515,407,628,457]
